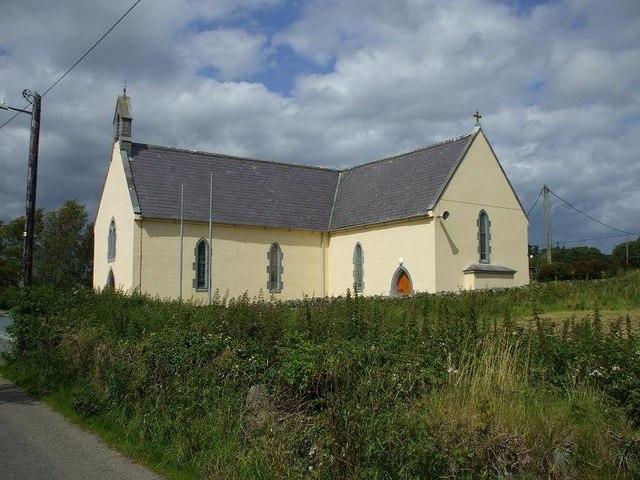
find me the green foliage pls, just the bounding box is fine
[0,200,92,291]
[3,273,640,479]
[530,246,617,282]
[612,237,640,269]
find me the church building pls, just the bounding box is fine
[93,90,529,301]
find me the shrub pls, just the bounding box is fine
[2,272,640,479]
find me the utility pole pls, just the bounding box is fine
[542,185,552,264]
[625,236,630,268]
[1,89,42,286]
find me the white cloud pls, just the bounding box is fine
[186,29,267,79]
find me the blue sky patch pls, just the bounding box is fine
[188,0,302,37]
[251,44,335,96]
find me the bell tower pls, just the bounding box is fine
[113,86,133,153]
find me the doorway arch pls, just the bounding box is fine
[391,266,413,296]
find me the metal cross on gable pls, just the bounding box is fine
[473,110,482,126]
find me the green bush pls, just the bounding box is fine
[3,273,640,479]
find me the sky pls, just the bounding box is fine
[0,0,639,252]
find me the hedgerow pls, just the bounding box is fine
[2,272,640,479]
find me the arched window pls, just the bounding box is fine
[195,239,209,291]
[353,243,364,293]
[478,210,491,263]
[107,219,116,262]
[267,243,283,293]
[106,269,115,289]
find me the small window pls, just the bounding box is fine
[195,239,209,291]
[107,219,116,262]
[353,243,364,293]
[478,210,491,263]
[267,243,283,293]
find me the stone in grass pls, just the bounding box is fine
[244,384,271,433]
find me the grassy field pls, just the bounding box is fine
[2,271,640,479]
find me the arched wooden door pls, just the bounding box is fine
[394,269,413,295]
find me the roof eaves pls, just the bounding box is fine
[329,212,432,232]
[138,214,326,232]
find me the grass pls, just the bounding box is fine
[2,270,640,479]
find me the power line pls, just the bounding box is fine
[547,187,634,235]
[0,0,143,131]
[0,111,21,130]
[555,233,637,246]
[527,188,542,217]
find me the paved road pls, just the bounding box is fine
[0,310,13,353]
[0,377,162,480]
[0,309,162,479]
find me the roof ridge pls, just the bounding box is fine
[339,130,476,173]
[130,142,341,173]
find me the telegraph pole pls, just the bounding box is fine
[1,89,42,286]
[625,236,630,268]
[542,185,552,264]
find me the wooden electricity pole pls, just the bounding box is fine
[1,89,42,286]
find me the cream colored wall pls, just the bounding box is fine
[464,272,518,290]
[326,218,435,297]
[434,130,529,291]
[138,220,324,301]
[93,134,528,299]
[93,142,136,291]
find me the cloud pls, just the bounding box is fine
[186,29,267,79]
[0,0,639,253]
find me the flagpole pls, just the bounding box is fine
[179,184,184,301]
[208,173,213,305]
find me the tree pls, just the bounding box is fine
[0,210,43,287]
[530,245,615,282]
[36,200,92,288]
[612,237,640,269]
[0,201,92,289]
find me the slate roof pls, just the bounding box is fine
[125,130,478,231]
[128,143,339,230]
[330,133,474,229]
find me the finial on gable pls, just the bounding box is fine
[473,110,482,127]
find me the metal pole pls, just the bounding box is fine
[179,185,184,301]
[208,173,213,305]
[22,90,41,286]
[542,185,552,264]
